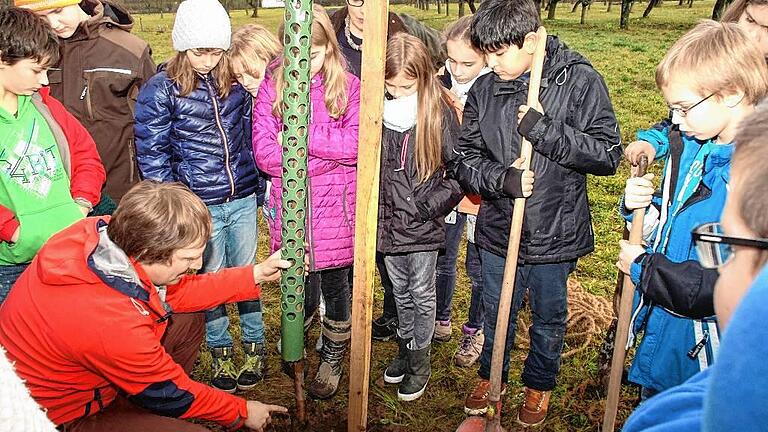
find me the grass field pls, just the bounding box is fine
[132,2,712,430]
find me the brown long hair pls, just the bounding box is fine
[272,5,348,119]
[386,33,450,183]
[108,181,211,265]
[722,0,768,22]
[166,48,232,99]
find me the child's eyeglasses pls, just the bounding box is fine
[347,0,364,6]
[668,92,716,118]
[692,222,768,269]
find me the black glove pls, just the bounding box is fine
[502,166,525,198]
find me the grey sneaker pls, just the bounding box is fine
[454,328,484,367]
[433,320,452,343]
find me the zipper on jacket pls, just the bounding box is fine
[687,330,709,359]
[305,178,316,272]
[207,76,236,199]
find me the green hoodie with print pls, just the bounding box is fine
[0,95,84,265]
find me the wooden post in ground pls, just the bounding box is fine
[347,1,389,431]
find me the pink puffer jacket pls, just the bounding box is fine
[252,72,360,270]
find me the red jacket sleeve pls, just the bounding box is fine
[81,320,248,429]
[165,267,261,313]
[0,204,19,242]
[42,91,106,206]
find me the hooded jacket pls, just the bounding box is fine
[47,0,155,203]
[135,71,259,206]
[0,88,105,264]
[377,102,463,254]
[624,123,727,393]
[0,217,261,429]
[448,36,622,263]
[252,71,360,270]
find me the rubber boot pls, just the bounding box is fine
[384,336,411,384]
[398,345,431,401]
[308,317,350,400]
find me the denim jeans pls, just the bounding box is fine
[304,266,351,323]
[464,238,484,331]
[477,248,576,390]
[202,195,264,347]
[435,212,484,330]
[384,251,439,350]
[0,263,28,305]
[377,252,397,319]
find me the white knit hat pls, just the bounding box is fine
[172,0,232,52]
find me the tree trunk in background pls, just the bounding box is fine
[642,0,660,17]
[581,0,589,23]
[438,0,442,14]
[547,0,559,19]
[468,0,477,13]
[446,0,450,16]
[711,0,729,19]
[459,0,466,16]
[620,0,632,28]
[572,0,581,14]
[607,0,613,12]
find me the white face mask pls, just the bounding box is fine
[446,59,492,104]
[383,91,418,133]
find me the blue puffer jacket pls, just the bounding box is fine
[621,121,729,393]
[134,70,261,205]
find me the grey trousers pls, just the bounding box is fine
[384,251,439,350]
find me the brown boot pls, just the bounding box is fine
[516,387,551,427]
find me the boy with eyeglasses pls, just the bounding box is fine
[618,20,768,400]
[622,97,768,432]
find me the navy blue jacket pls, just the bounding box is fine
[134,70,261,205]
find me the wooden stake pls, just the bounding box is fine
[601,156,649,431]
[347,1,389,431]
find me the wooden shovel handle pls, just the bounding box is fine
[602,155,649,431]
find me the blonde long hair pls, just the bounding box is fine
[272,5,349,119]
[229,24,282,78]
[386,33,450,183]
[166,48,232,99]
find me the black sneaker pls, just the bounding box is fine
[210,347,237,393]
[372,315,398,341]
[237,343,265,390]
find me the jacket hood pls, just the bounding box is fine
[492,36,591,94]
[74,0,134,39]
[34,218,151,302]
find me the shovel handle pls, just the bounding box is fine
[602,155,649,431]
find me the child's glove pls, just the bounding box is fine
[624,173,655,210]
[502,157,535,198]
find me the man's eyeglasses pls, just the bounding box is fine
[692,222,768,269]
[347,0,364,6]
[668,92,716,118]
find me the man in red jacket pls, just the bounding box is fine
[0,180,289,431]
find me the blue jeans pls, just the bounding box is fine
[202,195,265,347]
[0,263,28,305]
[477,248,575,391]
[435,212,484,330]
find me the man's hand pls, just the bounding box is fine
[625,140,656,165]
[624,173,655,211]
[244,400,288,431]
[10,226,19,243]
[78,205,90,217]
[616,240,646,275]
[253,251,291,284]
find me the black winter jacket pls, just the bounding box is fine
[377,104,463,254]
[449,36,622,262]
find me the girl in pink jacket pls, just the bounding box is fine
[252,5,359,401]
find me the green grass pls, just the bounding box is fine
[132,2,713,430]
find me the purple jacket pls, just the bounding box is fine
[253,72,360,270]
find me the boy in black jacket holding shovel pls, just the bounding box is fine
[448,0,622,425]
